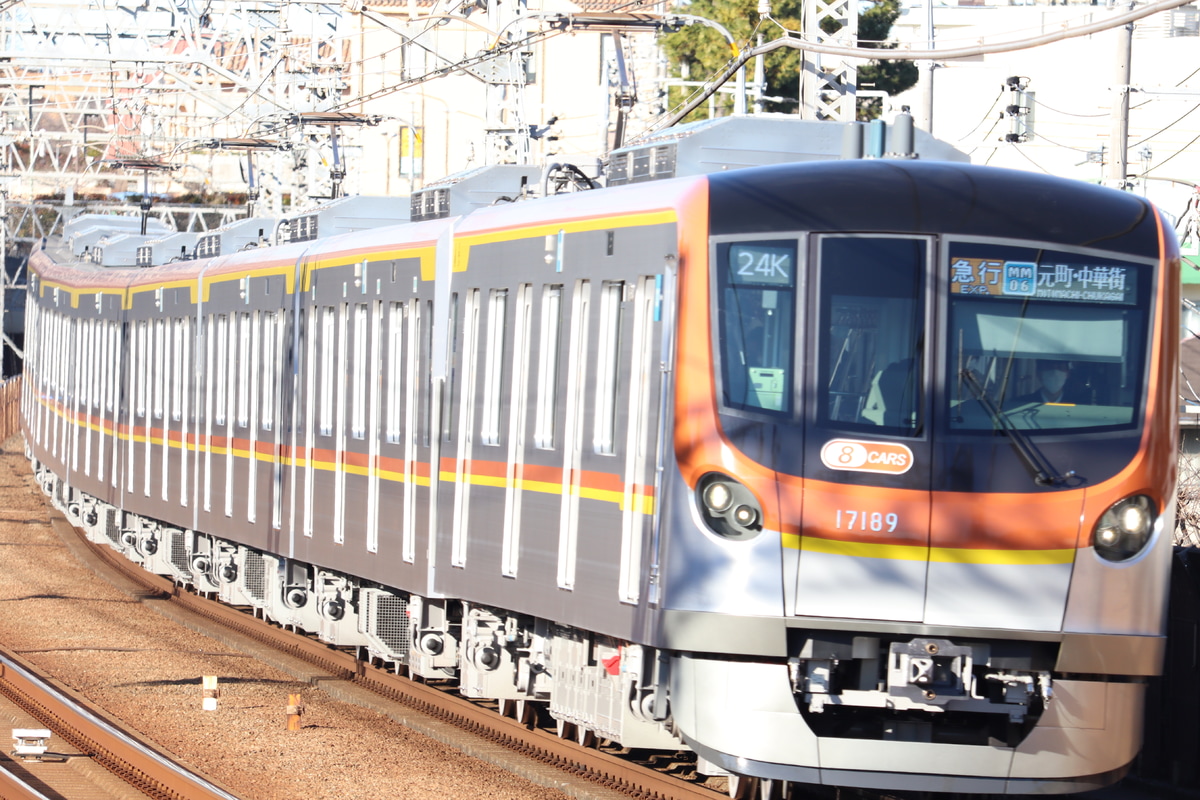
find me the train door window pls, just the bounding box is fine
[352,303,368,440]
[171,319,183,422]
[109,321,119,415]
[270,311,288,531]
[159,317,171,502]
[403,299,422,563]
[80,319,92,475]
[178,316,190,507]
[534,285,563,450]
[81,319,93,414]
[501,284,534,578]
[95,319,107,482]
[816,236,926,437]
[224,313,239,516]
[71,318,83,472]
[204,315,216,512]
[261,313,277,432]
[111,320,122,486]
[251,311,262,432]
[154,318,166,420]
[557,279,592,590]
[451,289,481,568]
[422,299,434,447]
[367,300,383,554]
[619,276,657,604]
[319,306,335,437]
[386,302,404,444]
[215,315,228,426]
[247,311,262,523]
[714,239,798,415]
[237,312,252,428]
[441,293,460,443]
[304,306,319,537]
[334,302,350,545]
[70,317,80,408]
[481,288,508,447]
[594,281,624,455]
[136,320,149,419]
[143,319,154,497]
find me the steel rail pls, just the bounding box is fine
[0,648,241,800]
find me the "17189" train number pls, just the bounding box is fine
[835,509,899,532]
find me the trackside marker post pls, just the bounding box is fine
[286,694,304,730]
[202,676,219,711]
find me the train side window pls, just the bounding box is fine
[534,284,563,450]
[715,240,797,415]
[481,288,508,446]
[171,319,183,422]
[816,236,926,437]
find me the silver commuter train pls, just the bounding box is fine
[21,144,1180,796]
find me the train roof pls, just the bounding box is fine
[707,159,1165,258]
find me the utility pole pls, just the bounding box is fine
[1107,2,1134,188]
[917,0,935,132]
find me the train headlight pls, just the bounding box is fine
[703,482,734,513]
[697,473,763,540]
[1092,495,1156,562]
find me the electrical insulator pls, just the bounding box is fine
[1003,76,1034,144]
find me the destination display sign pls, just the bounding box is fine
[949,257,1137,305]
[728,243,795,287]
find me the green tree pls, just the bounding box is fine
[855,0,918,120]
[660,0,917,122]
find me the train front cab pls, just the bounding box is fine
[659,161,1178,794]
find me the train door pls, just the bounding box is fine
[794,235,933,622]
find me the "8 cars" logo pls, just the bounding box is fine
[819,438,913,475]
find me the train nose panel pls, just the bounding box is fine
[789,480,932,623]
[922,491,1083,631]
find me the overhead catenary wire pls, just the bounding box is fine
[637,0,1196,138]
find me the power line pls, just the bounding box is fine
[640,0,1194,136]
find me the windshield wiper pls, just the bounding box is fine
[959,368,1069,486]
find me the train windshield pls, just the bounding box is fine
[947,242,1151,433]
[714,239,798,415]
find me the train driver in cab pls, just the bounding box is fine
[1016,359,1087,405]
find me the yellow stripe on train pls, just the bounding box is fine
[789,533,1076,565]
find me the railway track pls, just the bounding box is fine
[0,642,240,800]
[50,510,729,800]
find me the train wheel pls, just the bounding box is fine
[575,726,596,748]
[502,699,537,728]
